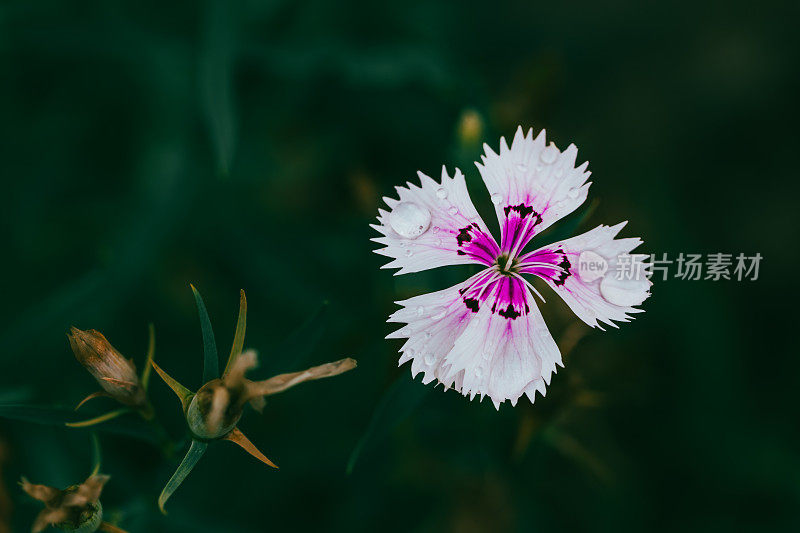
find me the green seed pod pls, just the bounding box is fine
[57,501,102,533]
[186,379,243,440]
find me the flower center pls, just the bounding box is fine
[494,253,519,276]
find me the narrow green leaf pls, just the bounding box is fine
[141,323,156,391]
[66,408,131,428]
[346,372,430,475]
[223,289,247,377]
[90,432,102,476]
[190,285,218,383]
[158,440,208,514]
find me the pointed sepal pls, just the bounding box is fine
[75,391,110,411]
[98,522,129,533]
[190,284,219,383]
[150,360,194,413]
[66,408,131,428]
[224,289,247,377]
[158,439,208,514]
[141,323,156,391]
[224,427,278,469]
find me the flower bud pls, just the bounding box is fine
[186,379,243,440]
[68,327,146,408]
[21,475,108,533]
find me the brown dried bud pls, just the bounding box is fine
[20,475,109,533]
[185,351,357,440]
[68,327,146,408]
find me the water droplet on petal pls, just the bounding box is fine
[448,206,458,216]
[424,331,432,340]
[416,306,425,317]
[432,308,446,320]
[540,143,559,164]
[424,353,436,365]
[436,188,447,199]
[389,202,431,239]
[490,193,503,205]
[474,367,483,378]
[568,188,580,199]
[482,352,491,361]
[405,249,413,257]
[432,226,440,233]
[516,163,528,172]
[437,238,444,246]
[600,274,651,307]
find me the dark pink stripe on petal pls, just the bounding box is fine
[459,273,531,320]
[499,202,543,254]
[454,223,501,265]
[518,248,571,286]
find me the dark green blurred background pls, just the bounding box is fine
[1,1,798,531]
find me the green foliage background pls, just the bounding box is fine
[0,1,798,531]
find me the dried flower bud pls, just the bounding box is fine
[68,328,146,408]
[20,475,109,533]
[184,350,357,440]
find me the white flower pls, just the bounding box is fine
[372,127,651,409]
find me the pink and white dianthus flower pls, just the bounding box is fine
[372,127,651,409]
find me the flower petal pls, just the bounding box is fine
[476,127,592,255]
[372,166,500,275]
[388,270,562,408]
[519,222,651,329]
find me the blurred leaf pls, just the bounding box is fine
[346,373,430,475]
[158,439,208,514]
[200,0,237,176]
[190,285,219,384]
[0,404,158,444]
[265,300,329,374]
[543,426,613,484]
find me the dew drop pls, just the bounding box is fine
[432,226,440,233]
[568,187,580,199]
[490,193,503,205]
[405,249,413,257]
[437,238,444,246]
[474,367,483,378]
[424,331,432,340]
[516,163,528,172]
[424,353,436,365]
[431,308,446,320]
[482,352,491,361]
[436,188,448,199]
[540,143,559,164]
[448,206,458,216]
[389,202,431,239]
[416,306,425,317]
